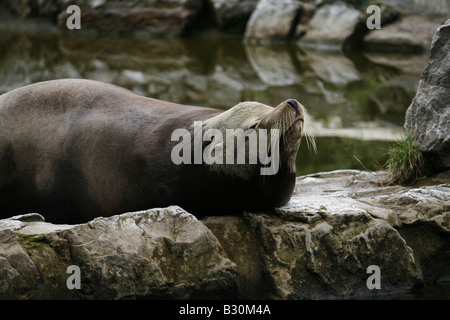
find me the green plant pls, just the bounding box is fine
[384,132,425,185]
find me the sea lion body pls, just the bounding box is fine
[0,79,311,223]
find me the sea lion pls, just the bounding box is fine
[0,79,315,223]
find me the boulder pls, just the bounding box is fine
[64,0,205,36]
[0,207,237,299]
[294,2,317,39]
[298,1,366,51]
[378,0,450,16]
[244,0,301,43]
[364,15,448,52]
[404,19,450,171]
[207,0,258,34]
[3,0,205,36]
[1,170,449,299]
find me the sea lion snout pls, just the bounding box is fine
[285,99,300,116]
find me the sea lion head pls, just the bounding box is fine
[201,99,316,180]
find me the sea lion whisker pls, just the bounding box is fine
[301,106,317,154]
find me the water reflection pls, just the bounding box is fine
[246,45,299,86]
[296,137,390,177]
[0,32,428,175]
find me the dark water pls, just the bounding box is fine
[0,25,428,176]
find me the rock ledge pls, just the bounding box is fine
[1,170,449,299]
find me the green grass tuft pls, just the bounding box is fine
[384,132,425,185]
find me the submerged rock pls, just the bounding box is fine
[1,170,449,299]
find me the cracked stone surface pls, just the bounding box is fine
[1,170,449,299]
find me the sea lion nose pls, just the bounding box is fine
[285,99,300,116]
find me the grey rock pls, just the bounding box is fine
[294,2,317,39]
[379,0,450,16]
[404,19,450,171]
[298,2,366,51]
[1,170,449,299]
[207,0,258,34]
[4,0,205,36]
[374,185,450,231]
[244,0,301,43]
[0,206,237,299]
[248,169,449,298]
[0,230,42,299]
[245,210,420,299]
[203,215,268,299]
[65,0,205,36]
[364,15,448,52]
